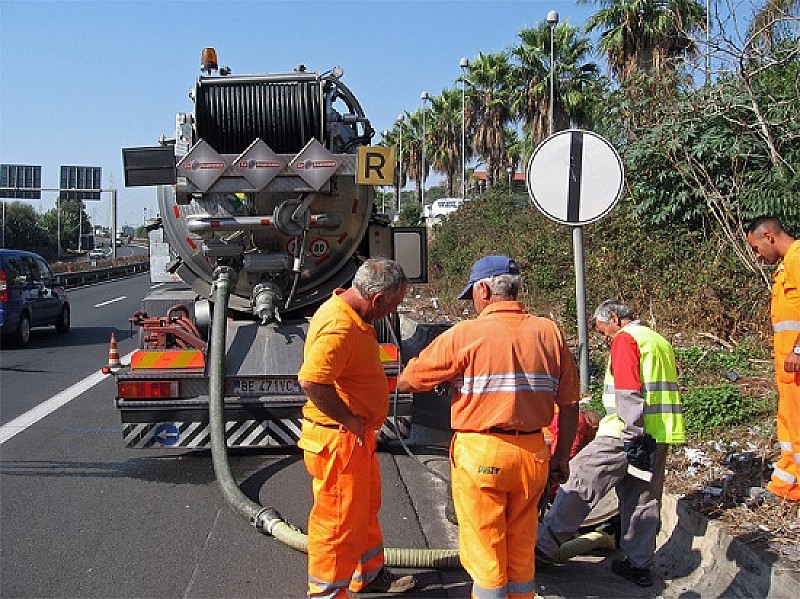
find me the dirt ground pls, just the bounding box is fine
[663,422,800,569]
[398,288,800,574]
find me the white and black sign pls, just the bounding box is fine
[526,129,624,225]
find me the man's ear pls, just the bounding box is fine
[370,292,385,309]
[476,280,491,301]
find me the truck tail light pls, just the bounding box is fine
[0,268,7,303]
[118,380,179,399]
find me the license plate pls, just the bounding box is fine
[232,378,302,396]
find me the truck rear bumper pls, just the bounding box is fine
[116,398,413,448]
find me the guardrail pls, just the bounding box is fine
[56,261,150,288]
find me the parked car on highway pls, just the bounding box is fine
[0,249,70,346]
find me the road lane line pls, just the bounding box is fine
[94,296,127,308]
[0,350,135,445]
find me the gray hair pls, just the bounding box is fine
[352,258,407,299]
[483,273,521,299]
[593,299,635,323]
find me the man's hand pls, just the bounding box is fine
[785,351,800,373]
[624,434,656,468]
[549,455,570,485]
[344,413,367,445]
[299,380,367,443]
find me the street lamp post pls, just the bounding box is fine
[397,114,404,214]
[56,197,61,257]
[548,9,588,393]
[420,91,430,207]
[382,130,390,213]
[547,10,559,136]
[705,0,710,85]
[460,57,470,199]
[77,200,83,252]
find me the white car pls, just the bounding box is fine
[89,249,106,260]
[426,198,469,219]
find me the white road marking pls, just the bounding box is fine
[0,351,135,445]
[94,296,126,308]
[150,283,165,289]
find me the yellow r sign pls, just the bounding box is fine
[357,146,395,185]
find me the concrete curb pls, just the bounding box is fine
[657,494,799,597]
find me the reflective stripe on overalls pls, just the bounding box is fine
[596,323,685,444]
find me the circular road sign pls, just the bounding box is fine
[526,129,624,226]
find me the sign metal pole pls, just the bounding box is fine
[526,129,625,396]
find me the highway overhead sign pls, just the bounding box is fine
[526,129,624,225]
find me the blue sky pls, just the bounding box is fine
[1,0,597,228]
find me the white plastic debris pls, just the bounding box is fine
[685,447,712,468]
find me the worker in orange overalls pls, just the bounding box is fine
[746,216,800,501]
[398,255,580,598]
[297,258,416,597]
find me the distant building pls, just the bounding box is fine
[472,170,526,195]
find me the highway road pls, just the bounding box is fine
[0,273,466,598]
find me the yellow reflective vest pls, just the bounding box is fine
[597,323,685,444]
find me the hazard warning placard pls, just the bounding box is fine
[357,146,395,185]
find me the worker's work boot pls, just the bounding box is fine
[611,557,653,587]
[352,566,417,594]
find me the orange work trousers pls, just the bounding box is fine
[768,257,800,501]
[451,431,549,599]
[299,421,384,598]
[768,360,800,501]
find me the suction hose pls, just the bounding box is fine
[207,266,461,569]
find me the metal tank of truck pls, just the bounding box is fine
[117,48,426,449]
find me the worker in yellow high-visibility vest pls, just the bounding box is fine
[537,300,685,588]
[746,216,800,502]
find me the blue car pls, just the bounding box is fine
[0,249,70,346]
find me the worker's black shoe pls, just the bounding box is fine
[535,547,556,567]
[611,557,653,587]
[353,567,417,594]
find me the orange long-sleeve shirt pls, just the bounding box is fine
[402,301,580,431]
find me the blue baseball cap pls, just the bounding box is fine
[458,255,519,300]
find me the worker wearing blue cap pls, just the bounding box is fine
[399,255,580,599]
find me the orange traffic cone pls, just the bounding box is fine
[105,332,122,372]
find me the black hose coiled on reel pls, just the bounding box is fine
[195,78,323,154]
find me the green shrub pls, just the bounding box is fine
[680,383,775,437]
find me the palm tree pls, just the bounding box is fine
[466,51,515,185]
[580,0,706,85]
[401,110,427,205]
[510,20,603,146]
[427,89,464,197]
